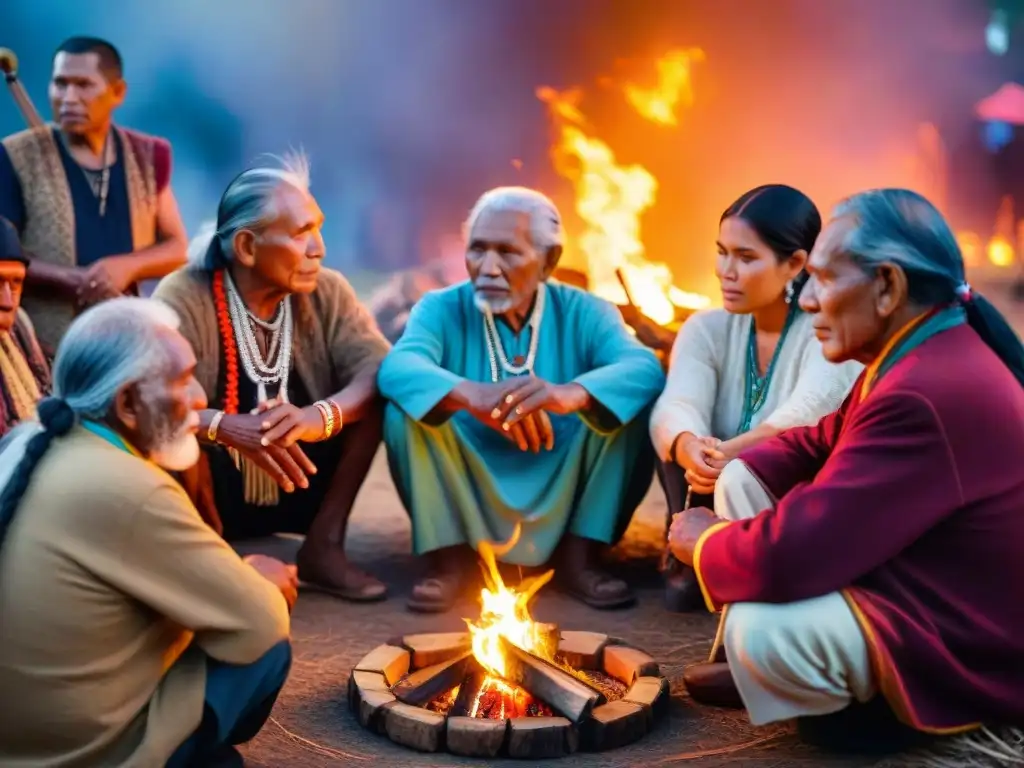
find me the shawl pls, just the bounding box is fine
[152,267,390,412]
[0,309,50,437]
[1,124,170,348]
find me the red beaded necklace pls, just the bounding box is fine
[212,270,240,415]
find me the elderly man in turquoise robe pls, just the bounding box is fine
[379,186,665,613]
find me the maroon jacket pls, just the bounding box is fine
[695,324,1024,732]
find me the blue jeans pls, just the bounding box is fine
[167,641,292,767]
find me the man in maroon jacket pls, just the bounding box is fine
[668,189,1024,742]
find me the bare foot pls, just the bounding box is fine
[295,544,387,602]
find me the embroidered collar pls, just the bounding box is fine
[860,305,966,400]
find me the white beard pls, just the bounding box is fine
[149,431,200,471]
[473,291,515,315]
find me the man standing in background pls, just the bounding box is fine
[0,36,187,354]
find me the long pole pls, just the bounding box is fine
[0,48,45,129]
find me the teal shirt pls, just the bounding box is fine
[378,281,665,431]
[378,280,664,564]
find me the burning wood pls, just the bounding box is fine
[498,635,605,723]
[449,670,488,717]
[391,649,478,707]
[472,675,555,720]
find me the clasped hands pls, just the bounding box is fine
[675,433,731,495]
[216,398,334,494]
[461,377,589,453]
[74,256,139,310]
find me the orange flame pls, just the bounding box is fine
[464,524,554,679]
[538,50,711,325]
[624,48,705,127]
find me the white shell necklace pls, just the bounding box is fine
[482,283,546,383]
[224,271,293,404]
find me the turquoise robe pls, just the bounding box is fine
[378,280,665,566]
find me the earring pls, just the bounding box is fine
[784,280,795,305]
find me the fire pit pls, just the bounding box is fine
[348,528,669,758]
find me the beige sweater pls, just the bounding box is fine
[0,428,290,767]
[650,309,862,460]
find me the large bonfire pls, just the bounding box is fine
[537,48,712,325]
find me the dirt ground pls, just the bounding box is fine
[235,452,929,768]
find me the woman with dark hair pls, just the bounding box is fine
[670,189,1024,754]
[651,184,861,611]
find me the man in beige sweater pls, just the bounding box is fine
[0,297,295,767]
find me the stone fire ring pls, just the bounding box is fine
[348,631,670,759]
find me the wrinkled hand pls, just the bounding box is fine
[244,554,299,610]
[217,412,317,493]
[493,378,590,454]
[676,434,727,495]
[456,379,554,453]
[494,377,588,421]
[76,256,137,309]
[255,398,327,447]
[667,506,720,566]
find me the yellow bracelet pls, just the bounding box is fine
[207,410,225,443]
[314,400,334,439]
[328,398,343,432]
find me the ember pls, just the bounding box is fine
[425,685,460,715]
[471,676,554,720]
[569,668,628,702]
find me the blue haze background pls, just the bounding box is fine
[2,0,1019,291]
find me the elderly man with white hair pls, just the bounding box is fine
[154,153,391,603]
[379,186,665,613]
[0,297,295,767]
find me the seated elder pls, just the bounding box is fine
[669,189,1024,743]
[0,216,50,437]
[0,298,296,767]
[651,185,861,612]
[379,186,665,613]
[154,153,391,602]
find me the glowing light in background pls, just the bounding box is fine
[988,235,1016,267]
[983,120,1014,152]
[624,48,705,127]
[987,9,1010,55]
[537,50,712,325]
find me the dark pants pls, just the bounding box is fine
[211,407,382,541]
[656,459,714,519]
[167,641,292,767]
[657,460,714,610]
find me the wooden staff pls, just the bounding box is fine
[615,267,638,308]
[0,48,45,129]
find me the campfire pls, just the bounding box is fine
[349,526,669,758]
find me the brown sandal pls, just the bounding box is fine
[562,567,636,610]
[407,571,462,613]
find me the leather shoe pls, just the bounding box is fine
[663,560,705,613]
[683,662,744,709]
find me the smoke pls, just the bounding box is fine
[0,0,1016,287]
